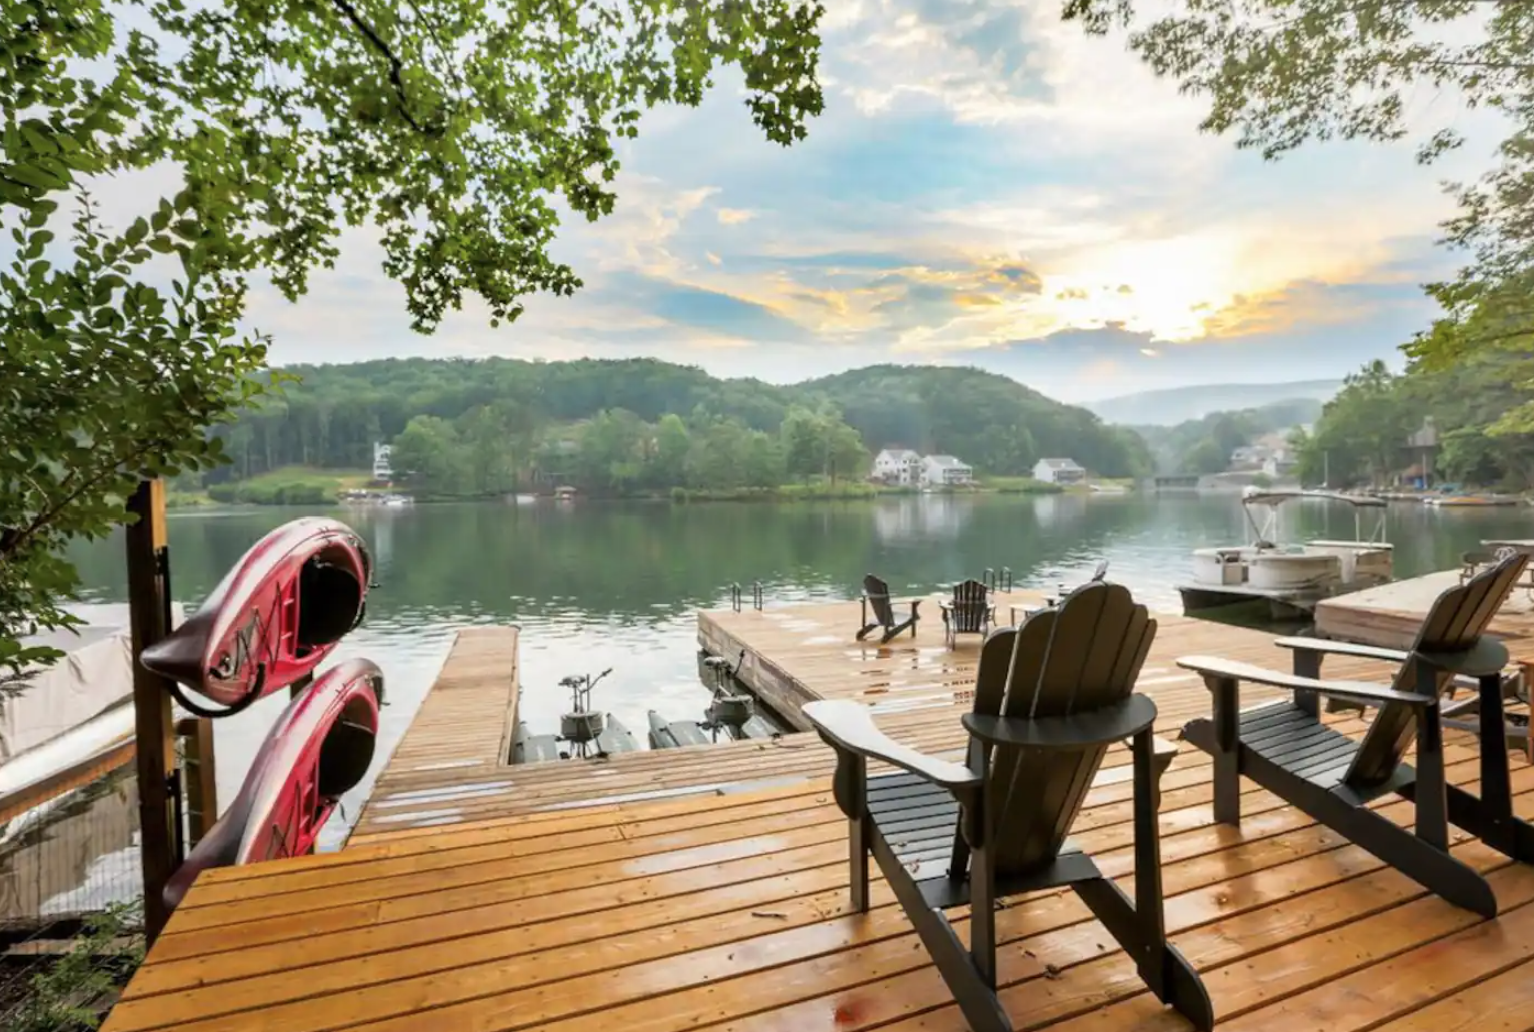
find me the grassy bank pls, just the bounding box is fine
[669,482,902,503]
[979,476,1066,495]
[205,467,374,506]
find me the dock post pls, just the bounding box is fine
[126,479,180,944]
[174,718,219,848]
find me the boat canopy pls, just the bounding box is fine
[1241,488,1387,509]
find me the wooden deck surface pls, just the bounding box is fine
[108,595,1534,1032]
[352,626,520,837]
[353,593,1384,838]
[1316,570,1534,652]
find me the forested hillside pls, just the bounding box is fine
[204,358,1152,497]
[1086,380,1340,425]
[1132,398,1323,474]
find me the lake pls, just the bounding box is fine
[61,492,1534,846]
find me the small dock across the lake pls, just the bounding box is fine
[103,590,1534,1032]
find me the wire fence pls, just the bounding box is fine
[0,765,145,1030]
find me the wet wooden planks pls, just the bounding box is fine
[1316,570,1534,651]
[104,720,1534,1032]
[351,597,1423,838]
[355,627,520,834]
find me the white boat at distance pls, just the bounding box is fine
[1178,488,1393,619]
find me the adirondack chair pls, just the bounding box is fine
[1178,549,1534,918]
[804,582,1213,1032]
[856,574,922,644]
[940,578,994,649]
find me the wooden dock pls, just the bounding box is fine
[1317,570,1534,652]
[104,593,1534,1032]
[353,626,521,837]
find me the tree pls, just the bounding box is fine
[822,420,868,485]
[653,414,692,489]
[391,416,466,496]
[780,407,826,483]
[2,0,827,671]
[1063,0,1534,366]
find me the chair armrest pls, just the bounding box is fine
[803,700,980,790]
[962,695,1157,750]
[1275,636,1410,665]
[1417,637,1511,679]
[1276,635,1510,679]
[1177,655,1437,709]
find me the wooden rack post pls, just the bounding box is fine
[126,479,180,943]
[174,717,219,848]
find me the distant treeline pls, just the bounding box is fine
[200,359,1154,497]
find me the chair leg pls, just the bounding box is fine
[969,841,996,989]
[856,622,879,641]
[1209,676,1241,825]
[1074,878,1215,1032]
[849,814,870,912]
[871,832,1012,1032]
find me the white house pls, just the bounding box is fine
[921,455,974,487]
[372,442,394,482]
[1262,452,1297,478]
[1032,457,1086,485]
[872,448,924,486]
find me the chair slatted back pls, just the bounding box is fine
[948,578,991,633]
[970,581,1156,875]
[1347,549,1527,785]
[863,574,896,628]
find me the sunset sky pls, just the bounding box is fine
[249,0,1496,403]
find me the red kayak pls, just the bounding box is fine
[164,658,383,910]
[142,517,370,712]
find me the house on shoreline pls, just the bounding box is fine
[871,449,975,488]
[1032,457,1086,485]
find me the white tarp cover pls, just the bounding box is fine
[2,603,184,763]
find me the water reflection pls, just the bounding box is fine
[871,496,973,543]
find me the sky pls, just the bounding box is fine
[241,0,1498,404]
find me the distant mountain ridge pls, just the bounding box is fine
[1085,380,1342,426]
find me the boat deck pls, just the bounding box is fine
[105,594,1534,1032]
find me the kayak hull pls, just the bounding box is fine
[141,518,370,707]
[164,658,383,910]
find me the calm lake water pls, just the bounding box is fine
[61,493,1534,846]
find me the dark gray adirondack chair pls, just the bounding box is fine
[856,574,921,644]
[1179,549,1534,918]
[940,578,994,649]
[804,581,1214,1032]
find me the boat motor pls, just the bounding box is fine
[558,668,611,759]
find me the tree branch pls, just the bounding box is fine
[327,0,438,136]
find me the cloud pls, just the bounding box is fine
[607,273,806,343]
[236,0,1487,400]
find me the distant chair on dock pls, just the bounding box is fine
[803,581,1207,1032]
[855,574,921,644]
[940,577,993,649]
[1178,548,1534,918]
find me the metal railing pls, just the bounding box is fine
[730,581,764,612]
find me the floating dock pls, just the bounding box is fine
[1317,570,1534,652]
[102,590,1534,1032]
